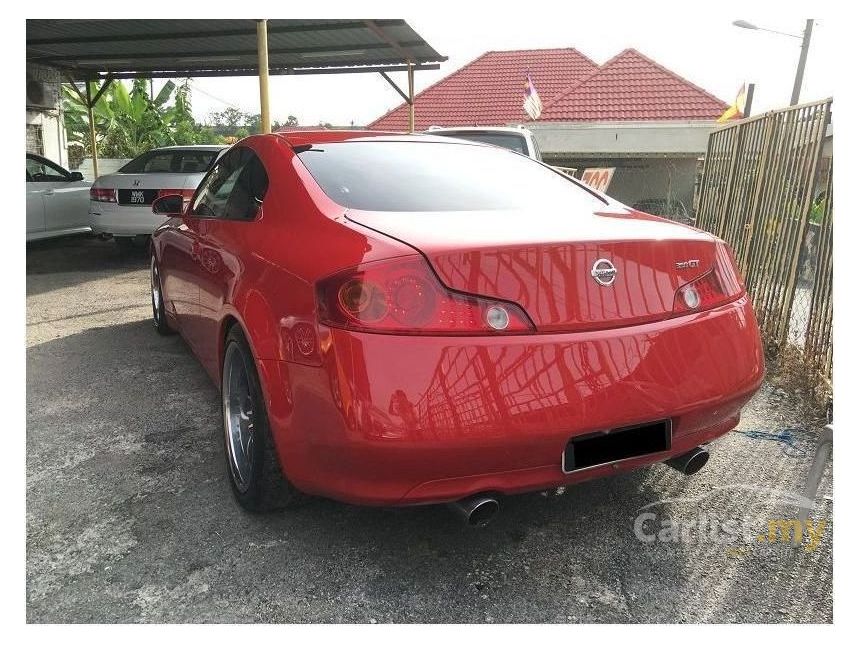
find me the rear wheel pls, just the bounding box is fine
[150,255,173,335]
[222,325,303,511]
[115,236,135,249]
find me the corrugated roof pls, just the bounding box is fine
[26,19,446,79]
[369,47,729,129]
[368,48,599,130]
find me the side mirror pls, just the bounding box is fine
[69,171,84,182]
[152,194,185,217]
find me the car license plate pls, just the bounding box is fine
[562,420,670,473]
[118,189,159,205]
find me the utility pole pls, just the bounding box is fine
[790,19,814,106]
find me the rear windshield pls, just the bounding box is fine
[431,131,529,155]
[119,149,219,174]
[295,141,605,212]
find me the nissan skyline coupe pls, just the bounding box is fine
[148,130,764,526]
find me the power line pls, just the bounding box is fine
[189,82,243,111]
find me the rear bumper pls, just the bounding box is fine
[260,296,765,506]
[89,201,169,236]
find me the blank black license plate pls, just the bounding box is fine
[118,189,158,205]
[562,420,670,473]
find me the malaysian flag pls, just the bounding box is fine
[523,73,543,120]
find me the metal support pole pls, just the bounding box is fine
[407,60,415,133]
[257,19,271,134]
[790,19,814,106]
[85,81,99,179]
[743,83,755,117]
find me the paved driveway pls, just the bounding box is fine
[26,236,833,623]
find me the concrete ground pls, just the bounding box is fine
[26,235,833,623]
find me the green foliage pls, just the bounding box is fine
[207,109,299,137]
[63,78,225,158]
[809,197,825,225]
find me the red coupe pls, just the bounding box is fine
[149,131,764,525]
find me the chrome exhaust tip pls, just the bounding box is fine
[665,446,710,475]
[449,495,501,528]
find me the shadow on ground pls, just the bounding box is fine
[26,235,148,296]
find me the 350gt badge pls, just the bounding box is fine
[591,258,618,286]
[675,259,701,269]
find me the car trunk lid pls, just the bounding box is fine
[346,207,719,332]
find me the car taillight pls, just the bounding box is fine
[674,242,744,313]
[316,257,535,335]
[90,187,116,203]
[158,188,196,201]
[158,188,196,208]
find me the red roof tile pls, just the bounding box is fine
[368,47,729,129]
[368,48,600,131]
[540,48,729,121]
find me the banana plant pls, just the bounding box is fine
[62,78,219,158]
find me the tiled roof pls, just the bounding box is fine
[540,48,729,121]
[367,47,729,129]
[368,48,600,130]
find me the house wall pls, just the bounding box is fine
[518,120,716,211]
[26,63,67,167]
[546,155,699,210]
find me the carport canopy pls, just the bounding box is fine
[26,19,446,174]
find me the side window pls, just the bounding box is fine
[191,149,249,219]
[224,152,269,221]
[26,156,69,182]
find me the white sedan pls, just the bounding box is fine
[26,153,92,241]
[89,144,227,247]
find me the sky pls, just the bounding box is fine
[179,7,834,129]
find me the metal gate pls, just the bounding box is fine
[695,98,833,383]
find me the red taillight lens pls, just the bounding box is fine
[674,243,744,313]
[158,188,196,208]
[317,257,535,335]
[89,187,116,203]
[158,188,196,200]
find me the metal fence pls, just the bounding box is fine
[695,98,833,385]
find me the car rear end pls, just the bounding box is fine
[89,146,225,239]
[272,138,765,506]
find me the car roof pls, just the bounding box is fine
[427,126,531,135]
[149,145,229,152]
[272,129,485,148]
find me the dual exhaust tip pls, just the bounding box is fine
[448,446,710,527]
[665,446,710,476]
[448,495,501,528]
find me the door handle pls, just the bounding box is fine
[43,189,54,196]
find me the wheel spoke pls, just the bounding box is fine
[222,345,256,492]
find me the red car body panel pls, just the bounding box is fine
[151,131,765,507]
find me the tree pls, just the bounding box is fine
[208,110,299,136]
[63,78,224,158]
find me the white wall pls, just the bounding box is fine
[26,63,67,167]
[78,158,132,182]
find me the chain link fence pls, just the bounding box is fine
[695,98,833,398]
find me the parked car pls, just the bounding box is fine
[89,144,227,247]
[149,131,764,525]
[632,198,694,225]
[427,125,542,161]
[26,153,91,241]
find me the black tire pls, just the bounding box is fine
[115,236,135,249]
[150,255,174,336]
[222,325,304,511]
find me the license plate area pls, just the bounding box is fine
[562,420,671,473]
[118,189,159,205]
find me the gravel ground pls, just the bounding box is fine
[26,235,833,623]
